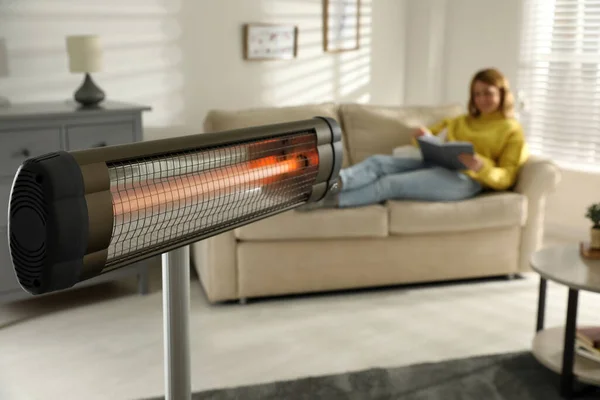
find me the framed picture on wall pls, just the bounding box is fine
[243,23,299,61]
[323,0,360,52]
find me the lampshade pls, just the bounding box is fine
[66,35,103,73]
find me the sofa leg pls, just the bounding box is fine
[239,298,248,305]
[506,274,517,280]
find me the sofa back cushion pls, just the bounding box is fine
[339,103,464,164]
[204,102,350,167]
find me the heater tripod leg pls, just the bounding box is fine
[162,246,191,400]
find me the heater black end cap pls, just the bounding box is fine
[314,116,344,195]
[314,116,342,143]
[8,151,89,295]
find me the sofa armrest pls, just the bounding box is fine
[513,155,562,272]
[514,155,561,199]
[190,231,238,303]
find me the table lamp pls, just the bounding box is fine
[66,35,105,107]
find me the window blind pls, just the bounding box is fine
[517,0,600,171]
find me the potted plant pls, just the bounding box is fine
[586,203,600,249]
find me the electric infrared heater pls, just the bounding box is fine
[7,116,343,400]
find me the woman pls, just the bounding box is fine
[299,67,529,210]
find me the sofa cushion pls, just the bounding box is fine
[339,103,464,164]
[388,192,527,235]
[234,205,388,240]
[203,102,351,167]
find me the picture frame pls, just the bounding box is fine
[243,23,299,61]
[323,0,360,53]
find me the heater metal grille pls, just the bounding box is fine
[106,131,319,267]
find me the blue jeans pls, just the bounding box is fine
[337,155,482,207]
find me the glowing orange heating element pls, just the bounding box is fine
[112,149,319,216]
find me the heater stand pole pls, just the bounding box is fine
[162,245,192,400]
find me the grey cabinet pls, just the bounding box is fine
[0,101,152,303]
[0,128,62,172]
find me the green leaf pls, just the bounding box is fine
[586,203,600,227]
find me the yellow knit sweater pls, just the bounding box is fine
[415,111,529,191]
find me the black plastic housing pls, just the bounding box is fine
[8,152,89,295]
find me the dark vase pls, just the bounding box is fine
[74,73,105,107]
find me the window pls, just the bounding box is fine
[518,0,600,172]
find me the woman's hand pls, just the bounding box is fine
[458,153,484,172]
[412,126,431,138]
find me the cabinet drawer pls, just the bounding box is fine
[0,227,20,294]
[0,182,9,226]
[66,121,135,150]
[0,128,61,174]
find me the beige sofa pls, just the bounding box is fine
[191,102,561,303]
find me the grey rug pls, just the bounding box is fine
[149,352,600,399]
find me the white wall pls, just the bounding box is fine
[0,0,406,140]
[405,0,523,106]
[404,0,600,240]
[404,0,449,105]
[183,0,405,134]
